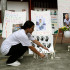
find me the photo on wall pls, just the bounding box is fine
[63,13,70,27]
[36,16,46,31]
[50,10,57,15]
[12,24,22,32]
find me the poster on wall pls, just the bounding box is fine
[2,10,26,38]
[33,8,58,34]
[51,15,58,34]
[29,10,54,54]
[31,10,52,36]
[48,10,58,34]
[29,35,54,54]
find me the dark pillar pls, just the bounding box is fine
[1,0,7,27]
[29,0,31,20]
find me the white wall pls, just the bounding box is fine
[0,1,29,20]
[58,0,70,28]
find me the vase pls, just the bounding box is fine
[64,31,70,38]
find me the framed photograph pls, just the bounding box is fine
[36,17,46,31]
[63,13,70,27]
[12,24,22,32]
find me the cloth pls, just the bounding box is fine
[6,43,28,64]
[64,19,70,25]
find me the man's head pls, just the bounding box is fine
[65,14,69,19]
[21,20,35,33]
[39,19,42,23]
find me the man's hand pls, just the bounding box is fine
[29,46,46,58]
[43,47,49,52]
[40,53,45,58]
[46,48,49,52]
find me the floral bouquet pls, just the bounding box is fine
[60,26,70,31]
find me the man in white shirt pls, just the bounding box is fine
[36,19,46,31]
[1,20,49,66]
[64,14,70,27]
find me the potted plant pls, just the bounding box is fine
[60,26,70,38]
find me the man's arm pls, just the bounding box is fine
[29,46,45,58]
[32,40,49,51]
[64,22,67,26]
[69,22,70,26]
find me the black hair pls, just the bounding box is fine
[21,20,35,29]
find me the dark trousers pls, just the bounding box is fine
[6,43,28,64]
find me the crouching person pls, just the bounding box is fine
[0,20,49,66]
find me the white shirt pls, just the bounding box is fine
[64,19,70,25]
[0,29,35,55]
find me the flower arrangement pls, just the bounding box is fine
[60,26,70,31]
